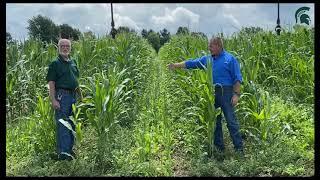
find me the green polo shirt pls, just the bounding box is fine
[46,55,79,90]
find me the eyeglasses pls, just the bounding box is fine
[59,45,70,48]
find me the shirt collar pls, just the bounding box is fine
[58,54,71,63]
[212,49,225,60]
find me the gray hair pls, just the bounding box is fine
[58,38,71,47]
[209,36,224,48]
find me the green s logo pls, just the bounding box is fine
[295,7,311,25]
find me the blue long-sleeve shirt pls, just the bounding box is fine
[184,50,242,86]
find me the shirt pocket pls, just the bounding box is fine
[223,60,232,75]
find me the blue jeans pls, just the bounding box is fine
[55,89,76,157]
[213,86,243,151]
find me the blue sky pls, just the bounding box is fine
[6,3,314,40]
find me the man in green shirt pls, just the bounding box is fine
[46,38,79,161]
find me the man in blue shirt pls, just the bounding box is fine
[168,37,244,158]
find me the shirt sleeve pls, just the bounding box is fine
[46,61,57,82]
[231,57,243,84]
[185,55,208,69]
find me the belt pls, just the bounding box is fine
[57,88,75,94]
[214,85,233,95]
[214,85,233,90]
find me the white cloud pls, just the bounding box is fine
[150,7,200,33]
[6,3,314,40]
[151,8,174,24]
[114,14,141,31]
[222,13,240,28]
[151,7,200,27]
[220,4,261,30]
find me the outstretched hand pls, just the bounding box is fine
[168,63,176,70]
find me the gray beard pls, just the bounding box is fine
[60,53,70,61]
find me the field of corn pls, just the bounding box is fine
[6,27,314,176]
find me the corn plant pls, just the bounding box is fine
[85,66,131,168]
[68,104,84,146]
[225,27,313,105]
[237,81,278,143]
[32,94,56,154]
[202,57,221,157]
[160,34,223,158]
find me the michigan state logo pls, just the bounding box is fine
[295,7,311,25]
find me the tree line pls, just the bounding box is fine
[8,14,286,52]
[6,14,210,52]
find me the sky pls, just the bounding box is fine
[6,3,314,40]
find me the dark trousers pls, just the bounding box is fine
[55,89,76,157]
[213,86,243,151]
